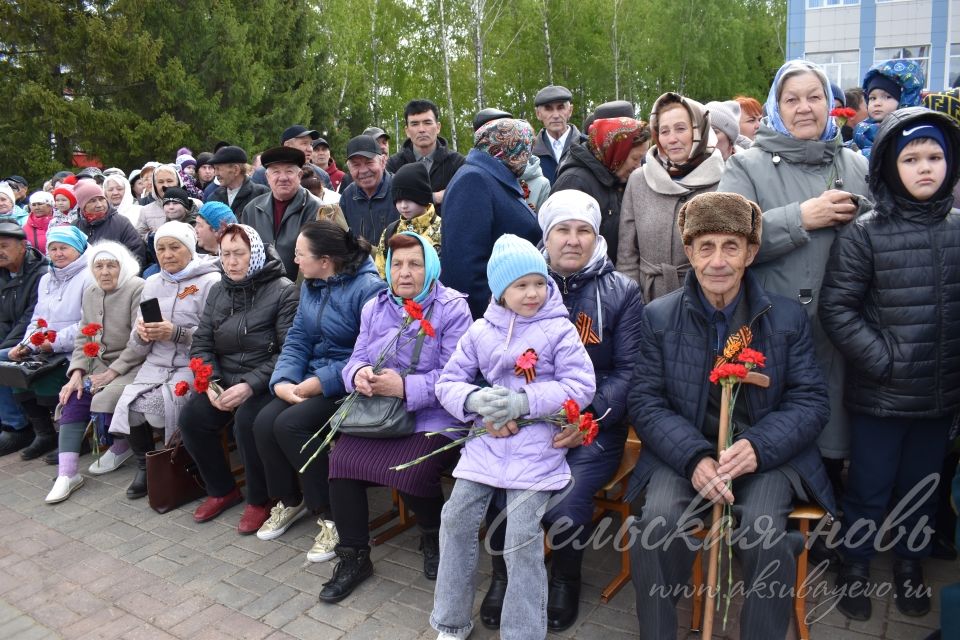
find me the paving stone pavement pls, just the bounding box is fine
[0,449,952,639]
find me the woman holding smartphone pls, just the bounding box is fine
[111,221,220,500]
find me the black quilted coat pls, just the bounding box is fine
[819,107,960,419]
[626,270,836,515]
[190,245,299,395]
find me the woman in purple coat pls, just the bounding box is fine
[318,231,473,603]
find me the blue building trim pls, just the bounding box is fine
[860,0,877,83]
[930,0,949,89]
[787,0,806,60]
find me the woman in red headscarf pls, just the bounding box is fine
[552,117,650,265]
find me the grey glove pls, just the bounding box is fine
[486,385,529,427]
[464,387,511,419]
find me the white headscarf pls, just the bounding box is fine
[538,189,609,268]
[86,240,141,288]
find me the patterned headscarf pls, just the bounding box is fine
[765,59,838,142]
[587,117,648,173]
[220,224,266,279]
[474,118,534,177]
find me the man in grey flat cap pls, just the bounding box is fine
[531,84,586,184]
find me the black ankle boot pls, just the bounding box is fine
[420,528,440,580]
[480,553,507,630]
[894,558,931,617]
[0,425,34,457]
[20,410,57,460]
[125,424,153,500]
[318,546,373,603]
[547,546,583,631]
[836,561,872,621]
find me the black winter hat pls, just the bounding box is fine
[196,152,215,167]
[161,187,192,210]
[391,163,432,206]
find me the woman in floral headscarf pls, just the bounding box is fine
[553,117,650,264]
[179,224,298,533]
[440,118,541,318]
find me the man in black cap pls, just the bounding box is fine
[251,125,332,188]
[532,84,585,184]
[195,152,217,198]
[362,126,391,156]
[208,146,268,218]
[385,99,464,211]
[473,108,513,131]
[0,221,48,456]
[4,176,29,209]
[241,147,319,279]
[340,136,395,244]
[312,138,345,191]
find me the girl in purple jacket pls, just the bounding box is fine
[431,234,595,640]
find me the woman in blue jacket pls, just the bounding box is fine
[252,221,386,559]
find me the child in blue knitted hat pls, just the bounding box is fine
[854,59,925,158]
[431,234,596,640]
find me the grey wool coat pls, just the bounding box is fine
[717,122,872,458]
[67,277,147,414]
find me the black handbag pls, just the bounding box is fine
[336,307,432,439]
[0,353,69,389]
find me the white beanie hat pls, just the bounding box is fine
[538,189,609,268]
[154,220,197,256]
[29,191,54,206]
[0,182,15,206]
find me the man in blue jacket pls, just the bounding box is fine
[625,192,835,640]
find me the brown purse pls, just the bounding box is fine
[146,431,206,514]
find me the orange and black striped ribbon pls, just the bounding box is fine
[514,349,537,383]
[576,312,601,345]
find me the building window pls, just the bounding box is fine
[806,51,861,90]
[950,44,960,89]
[875,46,931,86]
[806,0,858,8]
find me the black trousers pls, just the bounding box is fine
[329,477,444,548]
[252,395,337,512]
[179,391,273,505]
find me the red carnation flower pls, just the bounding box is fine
[420,319,436,338]
[82,342,100,358]
[30,332,45,346]
[709,363,749,384]
[174,381,190,397]
[579,413,599,446]
[81,323,103,337]
[45,330,57,344]
[738,348,766,368]
[194,377,210,393]
[403,298,424,321]
[563,399,581,424]
[36,319,48,329]
[189,357,204,373]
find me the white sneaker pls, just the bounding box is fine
[45,475,84,504]
[88,449,133,475]
[437,629,472,640]
[256,500,307,541]
[306,519,339,562]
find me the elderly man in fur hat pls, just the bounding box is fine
[624,192,836,640]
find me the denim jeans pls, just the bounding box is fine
[0,347,27,429]
[431,478,549,640]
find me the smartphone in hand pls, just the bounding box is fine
[139,298,163,323]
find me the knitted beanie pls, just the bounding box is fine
[155,221,197,256]
[198,201,237,231]
[487,234,548,301]
[73,180,104,211]
[704,100,742,145]
[46,225,88,254]
[391,163,432,205]
[52,185,77,209]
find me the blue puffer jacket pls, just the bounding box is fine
[626,270,836,516]
[440,149,541,319]
[549,255,644,436]
[269,257,386,397]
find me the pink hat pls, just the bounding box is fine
[73,181,104,211]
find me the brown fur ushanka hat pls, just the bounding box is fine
[677,192,762,246]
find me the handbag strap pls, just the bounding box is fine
[401,305,434,377]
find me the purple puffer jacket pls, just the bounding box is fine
[342,282,473,435]
[436,281,596,490]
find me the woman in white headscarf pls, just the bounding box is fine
[102,172,142,227]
